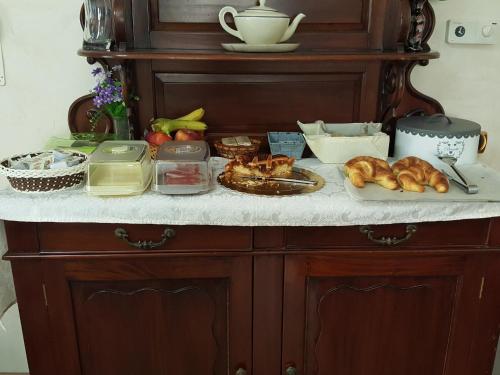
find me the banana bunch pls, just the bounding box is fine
[151,108,207,135]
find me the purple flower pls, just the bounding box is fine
[90,65,129,118]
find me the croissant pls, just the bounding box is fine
[392,157,449,193]
[344,156,399,190]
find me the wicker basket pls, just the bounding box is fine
[214,139,261,159]
[0,152,89,193]
[148,143,159,160]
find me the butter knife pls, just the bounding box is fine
[239,176,318,186]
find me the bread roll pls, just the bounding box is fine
[392,156,449,193]
[344,156,399,190]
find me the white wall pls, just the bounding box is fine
[0,0,93,161]
[0,0,499,373]
[412,0,500,169]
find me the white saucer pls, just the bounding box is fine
[222,43,300,53]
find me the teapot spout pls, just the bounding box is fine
[279,13,306,43]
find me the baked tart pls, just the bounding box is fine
[225,154,295,178]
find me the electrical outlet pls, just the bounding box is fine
[446,20,497,45]
[0,41,5,86]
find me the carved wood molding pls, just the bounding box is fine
[380,56,444,154]
[406,0,435,52]
[86,285,204,302]
[318,283,431,296]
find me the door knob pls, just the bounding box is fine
[236,368,247,375]
[286,366,297,375]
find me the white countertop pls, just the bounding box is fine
[0,158,500,227]
[2,157,500,315]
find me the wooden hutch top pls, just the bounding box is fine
[74,0,444,145]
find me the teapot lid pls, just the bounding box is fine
[237,0,289,18]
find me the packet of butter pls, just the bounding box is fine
[235,136,252,146]
[65,156,84,167]
[222,137,238,146]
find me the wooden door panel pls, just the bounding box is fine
[305,276,456,375]
[283,255,482,375]
[144,0,398,49]
[44,256,252,375]
[155,0,368,29]
[72,279,227,375]
[153,70,378,136]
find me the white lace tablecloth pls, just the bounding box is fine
[1,158,500,226]
[1,157,500,314]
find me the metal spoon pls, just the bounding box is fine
[438,156,479,194]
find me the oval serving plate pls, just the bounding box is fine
[217,167,325,196]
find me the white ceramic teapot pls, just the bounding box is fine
[219,0,306,45]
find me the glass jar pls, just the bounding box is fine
[112,115,131,140]
[83,0,113,50]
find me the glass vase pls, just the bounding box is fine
[83,0,113,50]
[112,116,131,140]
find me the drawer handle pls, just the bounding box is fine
[114,227,176,250]
[236,368,247,375]
[359,224,417,246]
[286,366,297,375]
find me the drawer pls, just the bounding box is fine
[490,218,500,247]
[38,223,252,253]
[286,220,490,250]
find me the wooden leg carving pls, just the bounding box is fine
[380,60,444,155]
[406,0,436,52]
[406,0,428,52]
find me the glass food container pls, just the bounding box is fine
[153,141,212,195]
[86,141,152,196]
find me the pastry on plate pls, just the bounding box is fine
[225,154,295,178]
[344,156,399,190]
[392,156,450,193]
[392,156,449,193]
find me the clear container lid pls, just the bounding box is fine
[90,141,148,163]
[157,141,210,162]
[236,0,289,19]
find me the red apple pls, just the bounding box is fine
[174,129,203,141]
[146,131,172,146]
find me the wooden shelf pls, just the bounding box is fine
[78,48,440,62]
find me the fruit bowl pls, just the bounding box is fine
[214,138,261,159]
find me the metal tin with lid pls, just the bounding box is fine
[152,141,212,195]
[86,140,152,196]
[394,114,486,165]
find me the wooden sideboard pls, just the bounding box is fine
[7,1,495,374]
[4,219,500,375]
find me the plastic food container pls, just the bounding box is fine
[298,121,390,164]
[86,141,152,196]
[267,132,306,159]
[152,141,212,195]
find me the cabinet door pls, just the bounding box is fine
[282,254,483,375]
[43,256,252,375]
[468,254,500,375]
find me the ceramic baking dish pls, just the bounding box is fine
[298,121,390,164]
